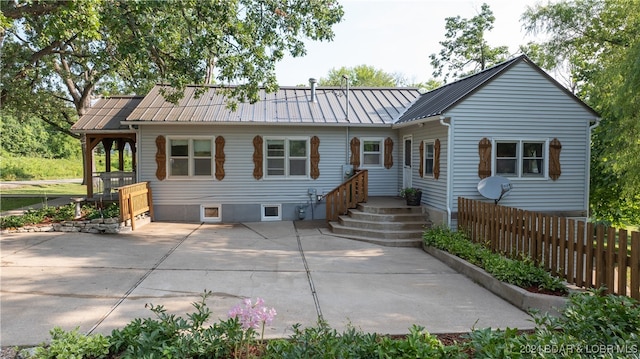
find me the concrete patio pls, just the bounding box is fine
[0,220,534,347]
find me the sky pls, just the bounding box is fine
[274,0,544,86]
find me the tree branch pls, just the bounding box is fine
[1,0,72,19]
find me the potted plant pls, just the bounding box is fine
[400,187,422,206]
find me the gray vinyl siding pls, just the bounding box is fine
[137,124,399,221]
[447,62,595,218]
[398,121,449,213]
[348,128,400,196]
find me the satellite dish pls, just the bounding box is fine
[478,176,513,204]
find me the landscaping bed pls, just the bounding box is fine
[0,202,143,234]
[5,289,639,359]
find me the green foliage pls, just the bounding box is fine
[1,0,345,139]
[266,322,460,359]
[84,203,120,220]
[464,327,523,358]
[26,288,640,359]
[319,65,401,87]
[521,0,640,227]
[429,3,510,82]
[0,155,83,181]
[30,327,110,359]
[0,203,119,229]
[109,291,244,359]
[467,290,640,358]
[423,226,567,294]
[0,114,80,159]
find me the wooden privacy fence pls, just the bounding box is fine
[458,197,640,300]
[325,170,368,222]
[118,182,154,230]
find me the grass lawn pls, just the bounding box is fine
[0,197,52,212]
[1,184,86,211]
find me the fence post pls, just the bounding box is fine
[617,229,628,297]
[630,232,639,300]
[585,222,595,289]
[533,212,542,265]
[595,224,606,291]
[575,220,585,287]
[567,219,575,284]
[146,182,154,221]
[606,227,616,294]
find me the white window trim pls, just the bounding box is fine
[261,204,282,221]
[263,136,310,179]
[200,204,222,223]
[492,138,549,179]
[167,136,215,179]
[360,137,384,168]
[423,140,435,178]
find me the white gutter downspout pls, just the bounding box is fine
[343,75,350,165]
[439,115,453,228]
[128,124,140,184]
[586,117,601,219]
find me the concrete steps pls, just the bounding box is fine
[327,197,430,247]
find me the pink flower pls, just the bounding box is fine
[228,297,277,331]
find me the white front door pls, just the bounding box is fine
[403,135,412,190]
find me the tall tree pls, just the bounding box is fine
[319,65,399,87]
[429,3,510,83]
[522,0,640,226]
[1,0,345,127]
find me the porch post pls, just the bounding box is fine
[103,139,113,173]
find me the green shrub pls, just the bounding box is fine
[25,289,639,359]
[0,203,120,229]
[265,323,461,359]
[29,327,110,359]
[467,290,640,358]
[0,214,26,229]
[424,226,567,294]
[109,291,242,358]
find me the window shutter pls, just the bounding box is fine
[253,135,263,180]
[350,137,360,168]
[478,137,492,179]
[549,138,562,180]
[419,141,424,177]
[434,139,441,180]
[310,136,320,179]
[215,136,225,180]
[155,135,166,181]
[384,137,393,169]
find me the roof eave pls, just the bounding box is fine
[70,129,136,134]
[121,120,393,128]
[392,115,443,129]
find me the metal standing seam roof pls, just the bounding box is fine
[71,96,143,132]
[396,56,523,124]
[396,54,600,124]
[124,85,421,126]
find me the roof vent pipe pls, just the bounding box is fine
[309,78,317,103]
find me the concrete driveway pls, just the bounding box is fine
[1,221,534,346]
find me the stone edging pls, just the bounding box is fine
[423,244,568,316]
[1,214,151,234]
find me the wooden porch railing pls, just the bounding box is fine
[325,169,368,222]
[118,182,154,230]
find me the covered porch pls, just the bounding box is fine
[84,133,136,198]
[71,96,143,199]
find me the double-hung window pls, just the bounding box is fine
[423,141,435,177]
[265,137,309,178]
[169,138,214,178]
[362,138,383,167]
[495,140,546,178]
